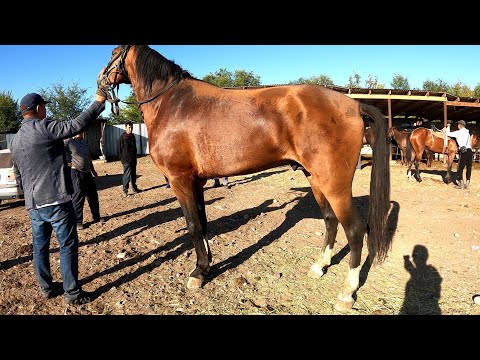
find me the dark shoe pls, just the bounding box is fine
[165,183,171,189]
[132,187,142,194]
[93,217,105,224]
[76,223,84,230]
[212,181,221,188]
[41,282,62,299]
[65,290,96,305]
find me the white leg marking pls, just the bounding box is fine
[321,246,334,266]
[309,262,324,276]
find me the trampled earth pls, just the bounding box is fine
[1,156,479,315]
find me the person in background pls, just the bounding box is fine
[10,91,106,305]
[118,121,141,197]
[445,120,473,189]
[64,132,104,230]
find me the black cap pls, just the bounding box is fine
[20,93,51,112]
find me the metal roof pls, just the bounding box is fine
[225,84,480,124]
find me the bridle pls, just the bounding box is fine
[97,45,181,116]
[98,45,132,116]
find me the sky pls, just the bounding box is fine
[1,45,480,108]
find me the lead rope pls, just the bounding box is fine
[121,78,181,108]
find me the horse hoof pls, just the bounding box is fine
[334,298,355,312]
[307,263,324,278]
[186,276,203,289]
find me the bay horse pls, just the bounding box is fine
[389,127,410,165]
[363,126,374,145]
[406,127,478,183]
[97,45,391,312]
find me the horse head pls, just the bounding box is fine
[471,133,479,148]
[97,45,133,115]
[98,45,132,88]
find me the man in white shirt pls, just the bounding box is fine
[445,120,472,189]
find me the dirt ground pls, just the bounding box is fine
[1,155,479,315]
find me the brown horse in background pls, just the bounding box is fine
[406,127,478,183]
[98,45,392,312]
[389,127,410,165]
[363,126,374,145]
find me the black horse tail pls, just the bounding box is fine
[405,132,413,164]
[359,103,391,264]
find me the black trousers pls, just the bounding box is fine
[71,169,100,224]
[457,148,473,182]
[122,162,138,193]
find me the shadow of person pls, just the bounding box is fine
[400,245,442,315]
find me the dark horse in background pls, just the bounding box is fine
[98,45,392,312]
[406,126,478,183]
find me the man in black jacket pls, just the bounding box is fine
[118,121,141,197]
[11,91,106,305]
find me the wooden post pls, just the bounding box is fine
[443,101,448,164]
[388,98,392,159]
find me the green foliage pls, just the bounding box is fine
[203,68,261,87]
[474,83,480,97]
[346,72,361,88]
[422,79,450,92]
[364,75,385,89]
[0,91,21,132]
[288,75,334,86]
[391,74,410,90]
[39,82,89,120]
[105,91,143,124]
[232,70,261,87]
[448,81,474,97]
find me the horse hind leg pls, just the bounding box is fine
[307,188,339,279]
[308,181,366,312]
[328,194,366,312]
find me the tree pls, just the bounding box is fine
[364,75,385,89]
[448,81,473,97]
[203,68,261,87]
[391,74,410,90]
[474,83,480,97]
[38,82,90,120]
[106,91,144,124]
[232,70,261,87]
[346,72,361,88]
[0,91,21,132]
[422,79,449,92]
[288,75,334,86]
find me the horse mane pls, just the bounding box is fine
[134,45,193,94]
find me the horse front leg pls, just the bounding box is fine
[170,177,211,289]
[444,153,454,184]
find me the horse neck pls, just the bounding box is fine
[125,48,177,104]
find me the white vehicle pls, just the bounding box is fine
[0,149,23,204]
